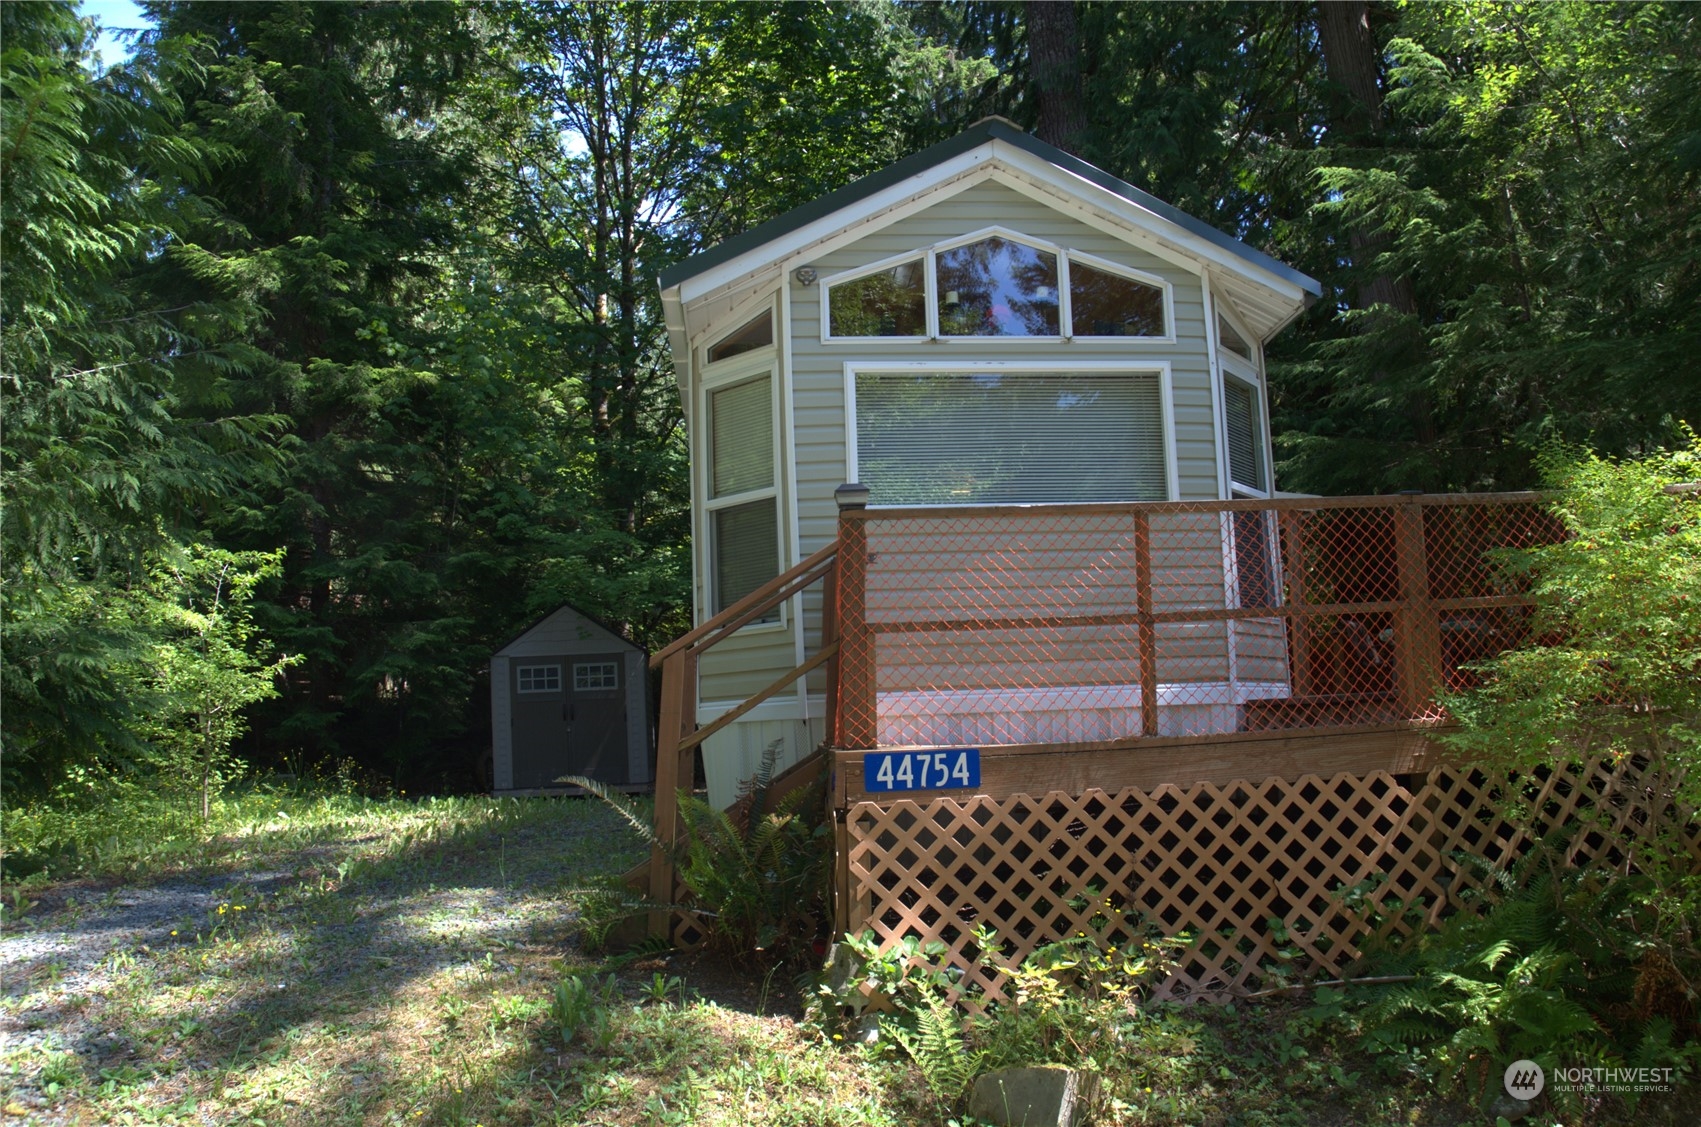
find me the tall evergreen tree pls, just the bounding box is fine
[1,1,278,793]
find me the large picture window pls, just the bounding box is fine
[706,371,780,618]
[854,369,1168,505]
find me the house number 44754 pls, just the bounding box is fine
[864,749,981,793]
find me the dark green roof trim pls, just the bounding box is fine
[657,119,1321,298]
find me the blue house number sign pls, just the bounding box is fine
[863,749,981,793]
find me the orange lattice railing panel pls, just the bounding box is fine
[830,494,1560,749]
[843,756,1696,1000]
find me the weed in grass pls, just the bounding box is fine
[36,1049,82,1098]
[643,971,684,1006]
[550,973,618,1049]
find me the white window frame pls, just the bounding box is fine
[572,661,620,692]
[842,359,1179,507]
[515,664,562,694]
[818,249,931,344]
[818,227,1174,345]
[1063,248,1176,344]
[698,340,787,631]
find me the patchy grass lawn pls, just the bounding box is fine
[1,794,899,1126]
[2,792,1688,1126]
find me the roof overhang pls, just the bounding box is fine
[658,119,1321,389]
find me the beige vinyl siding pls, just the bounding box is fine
[863,512,1230,696]
[790,181,1218,554]
[1233,618,1291,684]
[694,179,1227,707]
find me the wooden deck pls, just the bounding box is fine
[645,491,1583,990]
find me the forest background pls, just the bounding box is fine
[5,0,1698,806]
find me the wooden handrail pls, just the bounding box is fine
[831,491,1548,521]
[679,642,839,754]
[650,540,839,669]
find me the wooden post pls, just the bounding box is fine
[821,559,840,748]
[836,487,877,749]
[1394,498,1441,717]
[1135,510,1159,737]
[1279,509,1314,697]
[648,649,688,938]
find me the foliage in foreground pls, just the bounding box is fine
[8,787,1697,1125]
[569,750,830,961]
[1329,437,1701,1109]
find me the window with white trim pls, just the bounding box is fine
[936,237,1059,337]
[1223,376,1266,494]
[515,664,561,693]
[854,369,1167,505]
[827,260,926,337]
[822,231,1170,341]
[573,661,619,691]
[707,311,772,362]
[706,371,780,618]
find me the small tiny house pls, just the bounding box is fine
[657,118,1321,807]
[646,119,1586,999]
[489,605,650,794]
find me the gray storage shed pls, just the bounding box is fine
[490,605,651,794]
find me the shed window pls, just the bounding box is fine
[855,370,1166,505]
[937,237,1060,337]
[707,311,772,363]
[573,662,619,691]
[827,260,925,337]
[1224,376,1265,493]
[516,665,561,693]
[1070,262,1164,337]
[706,374,780,618]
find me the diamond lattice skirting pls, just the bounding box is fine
[842,757,1697,1000]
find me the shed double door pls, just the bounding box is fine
[510,654,627,789]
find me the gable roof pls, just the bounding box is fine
[492,602,644,659]
[658,118,1321,301]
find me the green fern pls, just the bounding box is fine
[564,747,829,958]
[889,992,985,1104]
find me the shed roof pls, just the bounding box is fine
[492,603,644,659]
[658,118,1321,300]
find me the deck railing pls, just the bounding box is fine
[829,492,1563,751]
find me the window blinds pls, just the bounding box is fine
[855,371,1167,505]
[1223,377,1264,491]
[710,375,773,497]
[713,500,778,612]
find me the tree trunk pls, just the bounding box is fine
[1026,0,1086,154]
[1314,0,1416,316]
[1314,1,1436,450]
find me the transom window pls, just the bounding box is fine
[1072,261,1163,336]
[573,661,619,691]
[515,665,561,693]
[823,231,1168,341]
[827,260,925,337]
[707,311,772,363]
[936,237,1059,337]
[854,368,1168,505]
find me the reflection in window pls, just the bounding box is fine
[707,311,772,363]
[828,260,926,337]
[936,237,1059,337]
[855,371,1166,504]
[1070,262,1164,336]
